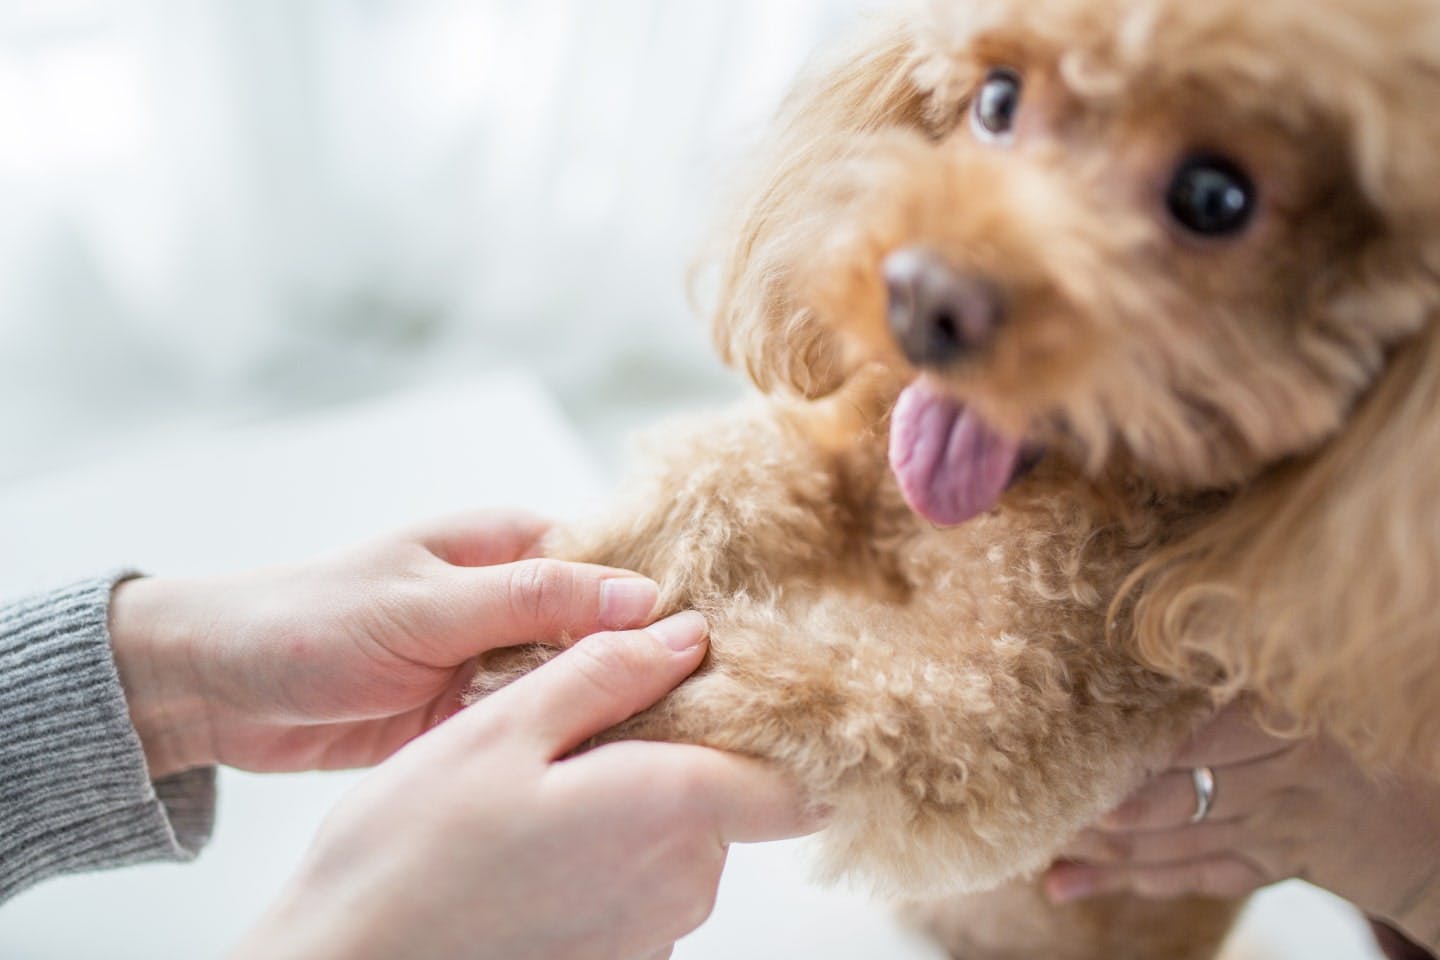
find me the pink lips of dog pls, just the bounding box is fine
[888,379,1024,527]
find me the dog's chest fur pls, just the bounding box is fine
[489,399,1215,892]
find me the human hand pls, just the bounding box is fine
[233,611,820,960]
[1045,701,1440,951]
[110,512,667,777]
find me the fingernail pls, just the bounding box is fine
[646,610,709,652]
[599,577,660,629]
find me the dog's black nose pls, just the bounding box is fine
[883,248,1005,368]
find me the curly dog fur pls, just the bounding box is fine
[473,0,1440,955]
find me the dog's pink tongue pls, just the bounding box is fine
[889,381,1023,527]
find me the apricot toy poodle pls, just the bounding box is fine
[475,0,1440,956]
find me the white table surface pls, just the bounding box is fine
[0,374,1384,959]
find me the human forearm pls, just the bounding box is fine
[0,573,214,901]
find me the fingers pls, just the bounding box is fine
[1094,701,1300,833]
[1063,820,1246,867]
[408,510,552,567]
[1170,699,1297,769]
[475,612,710,759]
[559,739,824,846]
[448,558,662,652]
[1054,703,1304,906]
[669,745,824,844]
[1045,855,1267,903]
[1097,764,1265,832]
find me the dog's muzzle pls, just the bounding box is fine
[883,248,1005,369]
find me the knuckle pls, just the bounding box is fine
[507,558,575,628]
[564,636,632,699]
[563,631,658,704]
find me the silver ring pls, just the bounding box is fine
[1189,766,1216,824]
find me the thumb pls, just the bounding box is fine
[441,558,663,656]
[471,611,710,759]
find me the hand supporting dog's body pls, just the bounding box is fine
[1053,702,1440,955]
[108,513,816,960]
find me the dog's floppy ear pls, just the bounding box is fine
[1119,33,1440,772]
[1123,316,1440,772]
[710,21,928,399]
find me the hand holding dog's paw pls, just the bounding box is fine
[233,611,820,960]
[109,510,669,777]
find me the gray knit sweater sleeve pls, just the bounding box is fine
[0,573,216,902]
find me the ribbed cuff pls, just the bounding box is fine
[0,573,217,902]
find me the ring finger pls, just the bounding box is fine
[1093,762,1272,833]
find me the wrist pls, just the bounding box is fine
[232,905,339,960]
[233,871,386,960]
[109,577,217,778]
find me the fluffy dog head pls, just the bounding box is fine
[712,0,1440,770]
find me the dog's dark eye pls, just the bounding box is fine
[971,69,1022,143]
[1166,154,1256,236]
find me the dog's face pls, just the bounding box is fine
[717,0,1440,526]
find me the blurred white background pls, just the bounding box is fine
[0,0,867,482]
